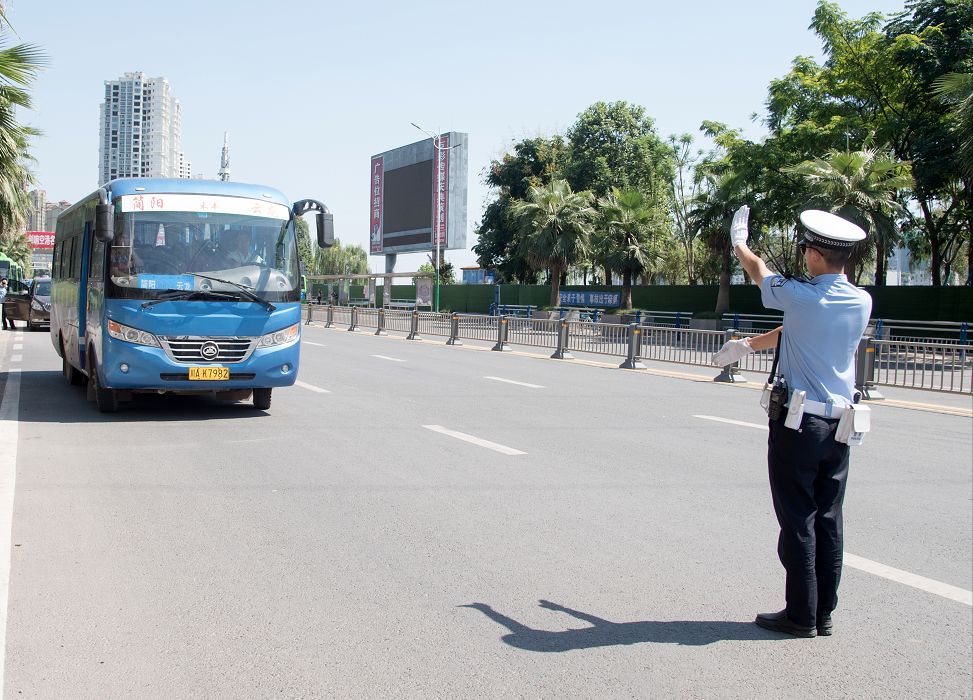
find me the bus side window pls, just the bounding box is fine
[89,239,105,281]
[74,235,84,279]
[68,237,77,279]
[52,242,61,278]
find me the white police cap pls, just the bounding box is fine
[798,210,866,249]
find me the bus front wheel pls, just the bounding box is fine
[88,356,119,413]
[62,344,84,386]
[252,388,272,410]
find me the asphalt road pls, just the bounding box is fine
[1,322,970,698]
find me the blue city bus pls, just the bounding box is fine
[52,178,333,412]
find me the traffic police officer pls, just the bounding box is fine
[715,206,872,638]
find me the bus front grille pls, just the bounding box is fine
[160,336,256,364]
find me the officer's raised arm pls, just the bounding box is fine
[730,205,774,283]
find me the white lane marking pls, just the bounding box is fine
[484,376,544,389]
[226,438,269,444]
[422,425,526,456]
[0,368,22,691]
[371,354,406,363]
[9,355,21,363]
[295,380,331,394]
[844,553,972,606]
[12,345,21,351]
[693,414,767,430]
[693,414,972,605]
[303,342,328,347]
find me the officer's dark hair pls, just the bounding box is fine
[817,246,853,268]
[798,224,855,269]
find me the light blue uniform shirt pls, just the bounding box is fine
[761,273,872,408]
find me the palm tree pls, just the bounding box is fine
[596,188,664,309]
[510,179,595,307]
[785,148,913,285]
[933,71,973,178]
[1,9,44,246]
[688,171,745,314]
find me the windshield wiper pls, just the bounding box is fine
[179,272,276,312]
[141,289,241,309]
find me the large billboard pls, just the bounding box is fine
[370,132,468,255]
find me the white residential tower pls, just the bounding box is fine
[98,72,192,184]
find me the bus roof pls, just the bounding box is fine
[105,178,290,206]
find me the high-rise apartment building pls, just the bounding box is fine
[98,72,192,184]
[27,189,46,231]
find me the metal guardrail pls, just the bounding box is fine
[872,339,972,393]
[302,305,972,395]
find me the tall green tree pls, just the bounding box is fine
[596,188,664,309]
[472,136,567,283]
[295,216,313,271]
[688,171,745,314]
[884,0,972,285]
[765,0,971,285]
[785,148,913,284]
[565,101,672,199]
[510,179,595,307]
[932,70,973,284]
[312,239,368,276]
[667,134,706,284]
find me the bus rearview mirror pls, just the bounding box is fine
[317,212,334,249]
[94,204,114,243]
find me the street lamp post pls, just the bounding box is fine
[411,122,457,313]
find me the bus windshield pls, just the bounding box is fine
[108,196,298,300]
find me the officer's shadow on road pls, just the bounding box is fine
[460,600,767,652]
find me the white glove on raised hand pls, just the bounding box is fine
[730,205,750,248]
[712,338,753,366]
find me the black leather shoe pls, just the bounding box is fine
[817,614,833,636]
[755,610,817,638]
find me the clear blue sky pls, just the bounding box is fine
[8,0,899,272]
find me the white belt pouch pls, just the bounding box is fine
[835,404,871,446]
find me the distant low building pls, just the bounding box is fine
[45,199,71,229]
[461,266,495,284]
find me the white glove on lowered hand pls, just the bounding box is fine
[712,338,753,366]
[730,205,750,248]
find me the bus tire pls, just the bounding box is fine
[61,339,84,386]
[252,388,272,410]
[88,354,119,413]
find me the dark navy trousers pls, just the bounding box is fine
[767,413,850,628]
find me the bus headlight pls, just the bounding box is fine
[258,323,299,348]
[107,319,161,347]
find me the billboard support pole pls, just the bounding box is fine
[411,123,461,314]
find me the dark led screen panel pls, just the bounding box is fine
[382,160,433,247]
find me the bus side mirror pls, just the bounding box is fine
[94,203,114,243]
[317,212,334,249]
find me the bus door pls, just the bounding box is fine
[85,232,106,374]
[76,220,92,372]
